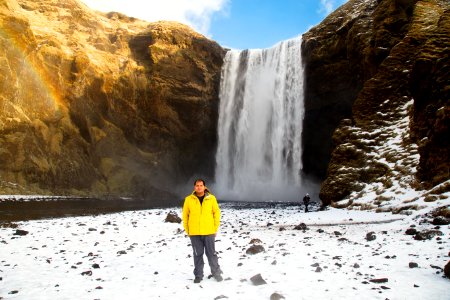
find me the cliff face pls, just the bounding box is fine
[302,0,449,205]
[0,0,225,201]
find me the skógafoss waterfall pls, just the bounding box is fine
[214,37,304,201]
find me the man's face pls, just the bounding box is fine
[194,181,206,196]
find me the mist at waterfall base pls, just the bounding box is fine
[212,37,316,202]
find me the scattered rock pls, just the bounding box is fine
[405,228,417,235]
[432,216,449,226]
[315,266,323,272]
[294,223,308,231]
[165,211,181,223]
[430,265,442,271]
[250,274,267,286]
[246,245,265,255]
[366,232,376,241]
[249,238,262,244]
[92,264,100,269]
[334,231,342,236]
[81,270,92,276]
[0,222,18,229]
[8,291,19,294]
[414,230,443,240]
[409,262,419,268]
[270,292,285,300]
[13,229,29,236]
[117,250,127,255]
[214,295,228,300]
[353,263,360,268]
[370,278,388,283]
[444,261,450,279]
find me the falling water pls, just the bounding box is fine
[214,37,304,201]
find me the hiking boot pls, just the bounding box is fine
[194,277,202,283]
[213,274,223,282]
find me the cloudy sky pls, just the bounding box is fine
[80,0,348,49]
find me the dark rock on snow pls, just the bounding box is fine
[249,238,263,244]
[444,261,450,279]
[81,270,92,276]
[246,245,265,255]
[250,274,267,286]
[270,292,285,300]
[294,223,308,231]
[405,228,418,235]
[370,278,388,283]
[165,211,181,224]
[366,232,376,241]
[414,230,444,240]
[13,229,29,236]
[432,216,450,226]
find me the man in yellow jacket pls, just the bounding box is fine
[183,179,223,283]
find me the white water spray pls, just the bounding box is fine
[214,37,305,201]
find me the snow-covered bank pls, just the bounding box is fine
[1,204,448,299]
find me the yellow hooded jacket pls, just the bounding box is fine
[182,190,220,236]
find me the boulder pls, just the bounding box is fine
[165,211,181,223]
[414,230,443,241]
[246,245,265,255]
[366,232,376,241]
[250,273,267,286]
[444,261,450,279]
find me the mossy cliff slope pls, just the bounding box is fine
[302,0,449,205]
[0,0,225,201]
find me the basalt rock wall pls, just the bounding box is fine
[0,0,225,202]
[302,0,449,204]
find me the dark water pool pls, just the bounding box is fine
[0,197,317,222]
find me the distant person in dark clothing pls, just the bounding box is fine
[303,193,310,213]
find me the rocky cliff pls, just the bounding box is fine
[0,0,225,202]
[302,0,449,206]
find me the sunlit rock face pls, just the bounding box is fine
[0,0,225,201]
[302,0,449,204]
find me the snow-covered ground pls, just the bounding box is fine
[1,201,449,299]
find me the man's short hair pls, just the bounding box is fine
[194,178,206,186]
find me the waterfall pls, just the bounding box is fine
[214,37,304,201]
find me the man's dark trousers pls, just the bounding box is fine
[189,234,221,279]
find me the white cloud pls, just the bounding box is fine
[79,0,229,36]
[318,0,348,16]
[318,0,335,15]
